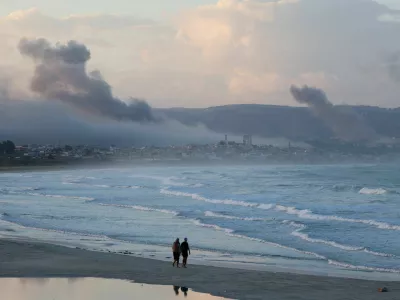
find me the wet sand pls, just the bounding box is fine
[0,278,221,300]
[0,239,399,300]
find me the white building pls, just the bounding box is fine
[243,135,252,146]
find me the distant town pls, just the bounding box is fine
[1,134,400,168]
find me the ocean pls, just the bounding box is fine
[0,163,399,280]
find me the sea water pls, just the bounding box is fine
[0,163,400,279]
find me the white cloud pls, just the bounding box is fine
[1,0,400,107]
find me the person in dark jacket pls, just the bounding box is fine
[180,237,190,268]
[172,238,181,267]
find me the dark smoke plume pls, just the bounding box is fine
[18,38,155,122]
[0,97,226,146]
[290,85,376,141]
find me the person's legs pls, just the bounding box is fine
[183,256,187,267]
[182,253,188,267]
[173,252,179,267]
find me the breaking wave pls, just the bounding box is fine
[131,175,188,187]
[192,219,235,234]
[258,204,274,210]
[191,219,326,260]
[191,183,205,188]
[359,187,388,195]
[328,260,400,274]
[161,189,400,232]
[0,187,42,194]
[204,211,265,221]
[272,205,400,231]
[161,189,258,207]
[27,193,94,201]
[97,203,179,216]
[63,182,139,189]
[284,221,394,257]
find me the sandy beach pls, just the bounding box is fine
[0,239,398,300]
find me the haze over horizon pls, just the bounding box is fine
[1,0,400,145]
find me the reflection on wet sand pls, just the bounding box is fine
[173,286,190,297]
[0,278,230,300]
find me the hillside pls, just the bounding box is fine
[158,104,400,141]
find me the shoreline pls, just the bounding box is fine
[0,159,394,173]
[0,239,399,300]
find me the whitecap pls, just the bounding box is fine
[161,189,257,207]
[258,204,274,210]
[62,182,139,189]
[191,219,326,260]
[284,221,395,257]
[27,193,94,201]
[204,211,264,221]
[93,184,111,188]
[113,185,140,189]
[227,232,326,260]
[191,183,205,188]
[273,205,400,231]
[286,221,364,251]
[359,187,387,195]
[328,260,400,273]
[97,203,179,216]
[131,175,188,187]
[192,219,234,234]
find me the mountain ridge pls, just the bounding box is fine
[157,104,400,141]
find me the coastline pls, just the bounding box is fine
[0,158,395,173]
[0,239,399,300]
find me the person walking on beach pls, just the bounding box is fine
[180,237,190,268]
[172,238,181,267]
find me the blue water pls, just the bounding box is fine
[0,163,400,279]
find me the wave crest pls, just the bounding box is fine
[274,205,400,231]
[204,211,264,221]
[97,203,178,216]
[328,260,400,273]
[284,221,394,257]
[28,193,94,201]
[161,189,258,207]
[359,187,388,195]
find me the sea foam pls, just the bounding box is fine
[191,218,326,260]
[273,205,400,231]
[328,260,400,273]
[28,193,94,201]
[359,187,387,195]
[160,189,258,207]
[284,220,395,257]
[204,211,264,221]
[98,203,179,216]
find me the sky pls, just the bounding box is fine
[1,0,400,108]
[0,0,216,19]
[0,0,398,19]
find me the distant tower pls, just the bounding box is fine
[243,135,252,146]
[225,134,228,144]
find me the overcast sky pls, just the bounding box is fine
[1,0,400,108]
[1,0,398,18]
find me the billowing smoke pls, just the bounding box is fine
[1,37,278,147]
[18,38,155,122]
[290,85,376,141]
[0,97,225,146]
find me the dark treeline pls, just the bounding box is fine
[0,140,16,155]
